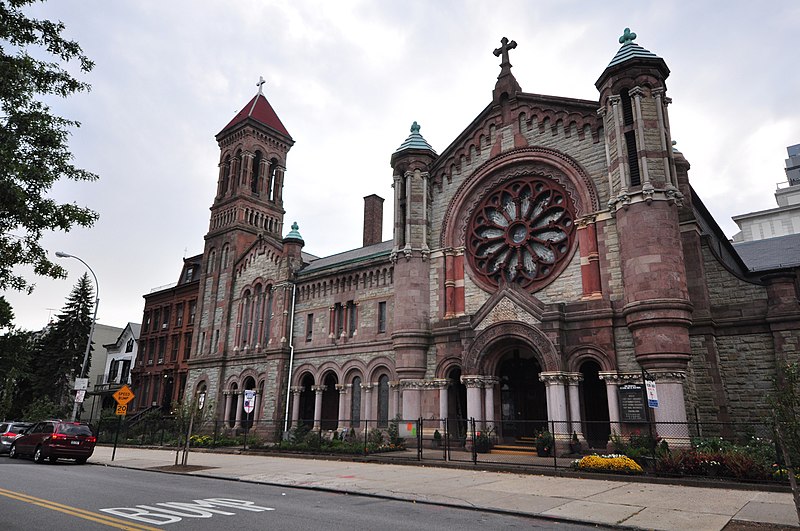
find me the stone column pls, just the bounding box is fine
[223,391,232,427]
[312,385,325,431]
[336,384,347,430]
[389,380,400,420]
[254,390,262,423]
[361,383,373,428]
[483,377,499,432]
[599,372,623,435]
[438,383,449,430]
[461,376,484,431]
[565,373,585,443]
[399,380,422,422]
[539,373,569,443]
[290,386,303,427]
[651,372,690,447]
[233,391,243,430]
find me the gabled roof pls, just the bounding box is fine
[299,240,393,275]
[733,233,800,272]
[218,93,291,139]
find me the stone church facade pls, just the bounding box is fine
[183,31,800,447]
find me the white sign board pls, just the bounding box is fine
[645,380,659,408]
[243,390,256,414]
[74,389,86,403]
[197,392,206,410]
[74,378,89,391]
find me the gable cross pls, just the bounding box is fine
[256,76,266,95]
[493,37,517,68]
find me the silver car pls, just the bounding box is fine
[1,422,32,454]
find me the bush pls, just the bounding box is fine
[576,454,643,474]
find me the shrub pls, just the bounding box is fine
[576,454,643,474]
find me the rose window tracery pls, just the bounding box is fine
[467,175,576,291]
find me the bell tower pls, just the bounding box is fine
[596,29,693,430]
[194,79,294,361]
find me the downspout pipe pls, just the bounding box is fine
[283,282,297,434]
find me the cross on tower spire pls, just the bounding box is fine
[256,76,265,95]
[493,37,517,72]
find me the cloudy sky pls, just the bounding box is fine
[5,0,799,331]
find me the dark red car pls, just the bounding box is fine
[9,420,96,464]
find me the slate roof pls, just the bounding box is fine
[733,233,800,272]
[607,40,659,68]
[300,240,393,274]
[394,122,436,155]
[219,93,291,139]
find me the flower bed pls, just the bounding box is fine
[574,454,644,474]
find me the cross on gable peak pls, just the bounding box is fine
[256,76,266,95]
[493,37,517,67]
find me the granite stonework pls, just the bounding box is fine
[162,33,800,444]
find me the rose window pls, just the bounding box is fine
[467,176,576,291]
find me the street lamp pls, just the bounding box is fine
[55,251,99,422]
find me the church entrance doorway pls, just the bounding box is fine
[580,360,610,448]
[320,373,338,430]
[498,348,546,438]
[446,367,468,444]
[298,374,315,427]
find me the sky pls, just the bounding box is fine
[4,0,800,331]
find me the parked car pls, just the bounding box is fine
[0,421,32,454]
[9,420,96,464]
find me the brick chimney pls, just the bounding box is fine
[363,194,384,247]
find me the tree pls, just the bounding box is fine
[0,0,98,294]
[31,272,94,405]
[771,363,800,522]
[0,326,34,418]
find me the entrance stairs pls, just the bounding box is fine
[490,436,539,456]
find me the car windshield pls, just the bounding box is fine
[57,423,92,436]
[0,423,7,433]
[10,425,29,433]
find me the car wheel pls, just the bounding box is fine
[34,446,46,463]
[8,444,18,459]
[75,457,87,465]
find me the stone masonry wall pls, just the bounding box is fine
[716,332,776,425]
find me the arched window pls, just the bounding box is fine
[377,374,390,427]
[619,88,641,186]
[351,376,362,428]
[263,286,273,343]
[251,284,263,345]
[221,155,231,196]
[252,150,262,195]
[240,290,252,345]
[206,248,216,274]
[221,244,230,269]
[268,158,279,201]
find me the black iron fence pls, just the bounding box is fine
[92,416,787,484]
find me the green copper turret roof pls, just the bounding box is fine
[607,28,659,68]
[394,121,437,155]
[284,221,303,242]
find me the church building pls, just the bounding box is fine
[180,29,800,447]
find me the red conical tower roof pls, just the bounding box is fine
[218,92,292,139]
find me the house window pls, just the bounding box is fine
[125,338,134,353]
[184,266,195,283]
[170,334,179,362]
[138,342,147,366]
[306,314,313,342]
[377,301,386,333]
[147,339,155,365]
[183,332,192,360]
[334,303,344,337]
[109,359,119,383]
[175,303,184,327]
[188,300,196,324]
[213,329,219,352]
[157,337,166,364]
[162,307,170,329]
[143,312,151,333]
[121,360,131,384]
[153,309,160,331]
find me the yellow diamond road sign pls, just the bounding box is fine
[113,384,134,406]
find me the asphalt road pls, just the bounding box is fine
[0,456,600,530]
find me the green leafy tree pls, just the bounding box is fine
[771,363,800,521]
[31,272,94,405]
[0,326,34,418]
[0,0,98,294]
[22,395,63,421]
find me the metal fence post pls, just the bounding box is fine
[444,417,449,461]
[551,419,557,470]
[471,418,477,465]
[417,418,422,461]
[363,419,368,455]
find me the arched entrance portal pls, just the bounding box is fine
[580,360,610,447]
[320,373,338,430]
[498,348,546,438]
[447,367,467,443]
[298,374,315,427]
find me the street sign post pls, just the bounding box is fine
[112,384,134,406]
[74,389,86,403]
[115,404,128,416]
[243,390,256,414]
[645,379,659,408]
[111,385,134,462]
[74,378,89,391]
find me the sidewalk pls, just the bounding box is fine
[91,446,799,530]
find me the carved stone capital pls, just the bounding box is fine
[598,372,642,385]
[538,371,570,385]
[290,386,304,395]
[335,384,347,392]
[608,94,621,106]
[361,383,374,392]
[628,86,645,98]
[597,107,607,118]
[311,385,326,393]
[460,375,485,388]
[563,372,584,384]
